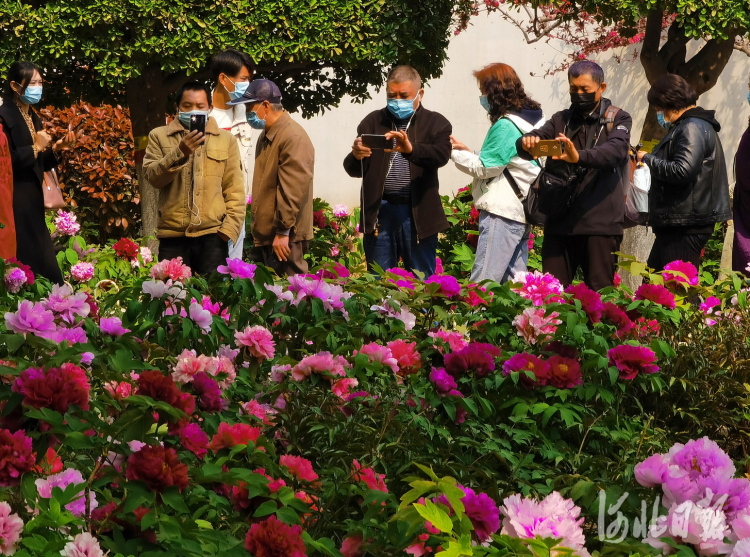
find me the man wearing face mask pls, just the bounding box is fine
[344,65,452,277]
[228,79,315,276]
[143,81,245,275]
[209,49,258,260]
[516,60,632,291]
[636,74,730,272]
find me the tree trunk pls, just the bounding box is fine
[126,65,165,249]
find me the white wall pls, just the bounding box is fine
[292,12,750,207]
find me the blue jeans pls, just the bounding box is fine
[363,200,438,277]
[471,210,529,284]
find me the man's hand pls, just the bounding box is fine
[450,135,470,152]
[352,137,372,161]
[385,130,412,154]
[272,234,291,262]
[552,134,579,164]
[179,130,205,156]
[521,135,541,157]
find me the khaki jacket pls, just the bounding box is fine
[143,117,245,242]
[252,111,314,246]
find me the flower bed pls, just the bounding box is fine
[1,200,749,557]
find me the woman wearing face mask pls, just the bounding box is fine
[732,76,750,273]
[450,63,544,283]
[0,62,75,283]
[637,74,730,272]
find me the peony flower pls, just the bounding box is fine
[281,455,318,482]
[242,400,275,425]
[0,501,23,555]
[61,532,106,557]
[425,274,461,298]
[188,302,213,331]
[104,379,135,400]
[13,364,90,413]
[217,258,257,280]
[178,423,209,459]
[547,355,582,389]
[245,515,306,557]
[634,453,669,488]
[5,259,34,286]
[292,352,349,381]
[607,344,659,379]
[316,262,350,280]
[430,367,458,395]
[99,316,130,337]
[40,325,88,345]
[70,261,94,282]
[191,372,224,413]
[36,468,97,516]
[614,272,622,287]
[44,284,90,324]
[139,246,153,265]
[288,275,352,314]
[332,378,359,399]
[644,501,729,556]
[340,535,364,557]
[34,448,64,475]
[313,210,328,228]
[444,342,501,378]
[387,340,422,375]
[527,232,535,251]
[235,325,275,359]
[54,210,80,236]
[513,307,561,345]
[150,257,192,282]
[357,342,399,373]
[4,300,55,335]
[635,284,676,309]
[602,302,633,337]
[3,267,27,293]
[700,296,721,314]
[429,330,468,353]
[136,370,195,423]
[0,428,35,486]
[502,353,550,387]
[565,283,604,323]
[663,260,699,287]
[332,204,350,218]
[386,268,418,290]
[209,423,262,451]
[370,298,416,331]
[669,437,736,483]
[462,487,501,542]
[113,238,139,261]
[351,459,387,492]
[126,445,188,492]
[731,539,750,557]
[511,271,564,306]
[141,278,186,300]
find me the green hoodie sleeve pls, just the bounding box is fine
[478,118,522,169]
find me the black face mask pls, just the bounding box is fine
[570,91,599,113]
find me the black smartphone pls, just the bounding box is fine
[189,113,207,135]
[361,134,391,150]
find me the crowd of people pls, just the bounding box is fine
[0,51,747,291]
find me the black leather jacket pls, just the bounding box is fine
[643,107,730,228]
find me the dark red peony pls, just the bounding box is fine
[245,515,307,557]
[313,210,328,229]
[607,344,660,380]
[602,302,633,337]
[126,445,189,492]
[113,238,139,261]
[0,428,35,486]
[444,342,501,378]
[547,355,583,389]
[12,363,90,413]
[191,372,223,413]
[136,370,195,422]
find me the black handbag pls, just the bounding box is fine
[504,168,545,227]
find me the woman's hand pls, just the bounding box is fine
[636,150,648,163]
[53,130,76,152]
[450,135,470,152]
[35,131,52,152]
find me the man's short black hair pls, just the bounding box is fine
[568,60,605,86]
[175,81,212,106]
[647,74,699,111]
[210,49,255,80]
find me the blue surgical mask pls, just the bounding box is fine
[387,97,418,120]
[657,112,671,130]
[177,110,209,128]
[747,92,750,106]
[227,77,249,101]
[479,95,491,113]
[21,86,43,105]
[246,110,266,130]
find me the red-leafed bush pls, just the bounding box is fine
[39,102,139,241]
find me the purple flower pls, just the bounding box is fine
[100,316,130,337]
[192,372,223,413]
[35,468,97,516]
[40,325,88,345]
[700,296,721,314]
[731,538,750,557]
[670,437,736,483]
[44,284,90,324]
[634,453,669,488]
[81,352,95,365]
[429,367,458,395]
[3,268,27,294]
[425,274,461,298]
[70,262,94,282]
[5,300,56,335]
[217,258,257,280]
[53,210,81,236]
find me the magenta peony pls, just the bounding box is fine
[462,487,501,542]
[502,353,550,387]
[425,274,461,298]
[43,284,91,324]
[245,515,307,557]
[5,300,55,335]
[663,260,699,287]
[217,258,257,280]
[602,302,633,337]
[565,282,604,323]
[178,423,209,459]
[429,367,458,395]
[607,344,659,379]
[36,468,97,516]
[3,267,27,293]
[511,271,564,306]
[635,283,676,309]
[99,316,130,337]
[235,325,275,359]
[0,501,23,555]
[512,307,561,345]
[386,268,418,290]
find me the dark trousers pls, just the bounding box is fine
[647,231,711,272]
[363,200,438,277]
[248,241,309,276]
[542,234,622,291]
[158,234,228,276]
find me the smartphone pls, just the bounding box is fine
[361,134,391,150]
[189,113,207,135]
[531,139,564,158]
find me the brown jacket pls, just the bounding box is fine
[143,117,245,242]
[251,111,314,246]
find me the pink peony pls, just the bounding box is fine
[663,260,699,287]
[280,455,318,481]
[142,278,186,300]
[547,355,582,389]
[41,325,88,345]
[634,453,669,488]
[332,378,359,399]
[99,316,130,337]
[502,353,550,387]
[0,501,23,555]
[244,515,306,557]
[242,400,275,425]
[217,258,257,280]
[332,204,350,218]
[104,379,135,400]
[36,468,97,516]
[511,271,564,306]
[351,459,388,492]
[565,282,604,323]
[614,272,622,287]
[70,261,94,282]
[607,344,659,379]
[209,423,262,451]
[429,330,468,353]
[62,532,106,557]
[700,296,721,314]
[150,257,192,282]
[635,284,676,309]
[527,232,535,251]
[340,535,364,557]
[188,301,213,331]
[43,284,90,324]
[235,325,275,359]
[4,267,28,293]
[644,501,728,557]
[357,342,399,373]
[54,210,80,236]
[386,268,418,290]
[512,307,561,345]
[387,339,422,375]
[5,300,55,335]
[292,352,349,381]
[425,274,461,298]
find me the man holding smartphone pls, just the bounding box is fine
[344,65,452,277]
[143,81,245,275]
[516,60,632,291]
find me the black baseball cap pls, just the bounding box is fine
[227,78,282,105]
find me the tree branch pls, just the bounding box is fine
[640,11,666,83]
[735,36,750,57]
[681,34,738,95]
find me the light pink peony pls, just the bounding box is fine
[235,325,275,359]
[512,307,561,345]
[54,210,80,236]
[70,262,94,282]
[141,279,186,300]
[35,468,98,516]
[188,302,213,331]
[61,532,106,557]
[150,257,192,282]
[356,342,399,373]
[0,501,23,555]
[5,300,56,335]
[429,330,469,353]
[332,204,350,218]
[644,501,729,557]
[292,352,349,381]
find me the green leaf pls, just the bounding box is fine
[413,500,453,533]
[253,500,278,517]
[161,486,189,514]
